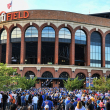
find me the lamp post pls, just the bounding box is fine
[89,73,91,92]
[104,74,106,92]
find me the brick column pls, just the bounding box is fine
[6,32,12,64]
[54,29,58,64]
[70,32,75,65]
[0,45,2,62]
[37,29,41,64]
[102,36,105,67]
[20,30,26,64]
[86,33,90,66]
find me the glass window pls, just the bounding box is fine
[42,26,55,38]
[25,26,38,38]
[75,30,86,44]
[105,34,110,68]
[11,27,21,38]
[59,28,71,39]
[1,30,7,40]
[90,31,101,67]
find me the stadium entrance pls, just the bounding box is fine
[41,71,53,87]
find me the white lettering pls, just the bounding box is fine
[0,13,6,22]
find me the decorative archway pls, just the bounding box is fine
[41,71,53,87]
[25,71,35,79]
[59,72,69,78]
[59,72,69,87]
[76,72,86,79]
[92,73,100,78]
[42,71,53,78]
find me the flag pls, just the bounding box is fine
[7,1,12,9]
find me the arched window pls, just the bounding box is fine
[42,26,55,38]
[25,71,35,79]
[90,32,101,67]
[25,26,38,38]
[76,73,85,79]
[59,72,69,78]
[42,71,53,78]
[11,27,21,38]
[105,34,110,68]
[59,28,71,39]
[92,73,100,79]
[1,30,7,40]
[75,30,86,44]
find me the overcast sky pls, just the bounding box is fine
[0,0,110,14]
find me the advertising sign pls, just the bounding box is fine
[86,77,94,87]
[0,11,29,23]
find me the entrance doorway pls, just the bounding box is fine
[41,71,53,87]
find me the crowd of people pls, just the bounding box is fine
[0,88,110,110]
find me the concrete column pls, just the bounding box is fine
[37,29,41,64]
[102,36,105,67]
[20,30,26,64]
[70,32,75,65]
[6,32,12,64]
[54,29,58,64]
[86,33,90,66]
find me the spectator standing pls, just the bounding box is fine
[32,94,38,110]
[3,92,8,110]
[66,99,74,110]
[75,101,85,110]
[87,99,94,110]
[41,96,53,110]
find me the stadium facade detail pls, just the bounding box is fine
[0,10,110,88]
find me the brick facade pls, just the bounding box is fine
[0,10,110,87]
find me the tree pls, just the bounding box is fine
[18,77,37,90]
[90,77,108,92]
[0,63,20,91]
[64,77,85,91]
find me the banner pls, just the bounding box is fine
[86,77,94,87]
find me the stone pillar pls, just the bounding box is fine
[54,29,58,64]
[0,45,2,62]
[37,29,41,64]
[20,30,26,64]
[6,32,12,64]
[70,32,75,65]
[86,33,90,66]
[102,36,105,67]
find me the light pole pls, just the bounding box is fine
[89,73,91,92]
[104,74,106,92]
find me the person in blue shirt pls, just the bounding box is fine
[41,96,53,110]
[73,98,77,108]
[97,97,100,110]
[21,94,26,106]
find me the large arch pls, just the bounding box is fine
[25,71,35,79]
[59,72,70,78]
[92,73,100,78]
[90,30,102,67]
[40,23,57,33]
[41,71,53,78]
[75,72,86,79]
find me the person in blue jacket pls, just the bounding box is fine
[41,96,53,110]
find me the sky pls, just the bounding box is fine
[0,0,110,14]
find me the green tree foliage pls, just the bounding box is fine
[64,77,85,91]
[0,63,20,91]
[0,63,37,91]
[18,77,37,90]
[90,77,110,92]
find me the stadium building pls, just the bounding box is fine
[0,10,110,88]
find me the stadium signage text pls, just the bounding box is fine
[0,11,29,22]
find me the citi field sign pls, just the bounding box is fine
[0,11,29,22]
